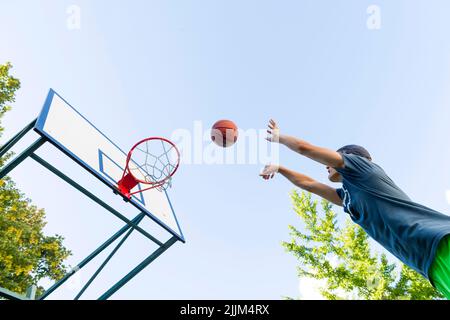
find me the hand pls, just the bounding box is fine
[259,164,280,180]
[266,119,280,143]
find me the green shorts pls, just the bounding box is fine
[429,235,450,299]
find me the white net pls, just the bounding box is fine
[127,138,179,191]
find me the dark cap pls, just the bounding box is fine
[337,145,372,161]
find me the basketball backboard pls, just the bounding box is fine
[34,89,184,242]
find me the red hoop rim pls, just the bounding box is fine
[121,137,180,187]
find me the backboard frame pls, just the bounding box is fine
[33,89,185,242]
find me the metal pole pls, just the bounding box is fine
[74,214,145,300]
[38,212,147,300]
[30,153,163,247]
[0,287,30,300]
[0,138,46,179]
[98,236,178,300]
[0,119,37,158]
[26,285,37,300]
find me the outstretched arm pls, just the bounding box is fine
[266,119,345,168]
[260,164,343,206]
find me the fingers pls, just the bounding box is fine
[260,164,277,180]
[259,165,269,176]
[269,119,277,129]
[268,119,278,137]
[259,166,270,178]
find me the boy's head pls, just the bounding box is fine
[327,145,372,182]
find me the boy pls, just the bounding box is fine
[260,119,450,299]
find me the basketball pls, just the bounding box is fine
[211,120,238,148]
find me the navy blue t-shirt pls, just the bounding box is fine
[335,153,450,279]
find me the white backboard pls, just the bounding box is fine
[34,89,184,241]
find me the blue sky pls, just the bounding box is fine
[1,0,450,299]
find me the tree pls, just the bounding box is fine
[0,62,21,156]
[283,190,442,300]
[0,62,71,297]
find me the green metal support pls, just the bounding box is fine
[38,212,147,300]
[0,138,46,179]
[0,121,180,300]
[98,236,178,300]
[30,153,163,247]
[0,119,37,158]
[26,285,37,300]
[0,285,37,300]
[0,287,30,300]
[74,214,145,300]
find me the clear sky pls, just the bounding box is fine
[1,0,450,299]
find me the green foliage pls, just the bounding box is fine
[0,62,21,141]
[0,179,71,296]
[0,62,71,297]
[283,190,442,300]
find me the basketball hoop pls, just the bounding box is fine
[117,137,180,199]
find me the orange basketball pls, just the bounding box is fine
[211,120,238,148]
